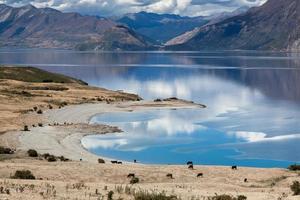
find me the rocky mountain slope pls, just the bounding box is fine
[0,4,153,51]
[115,11,208,43]
[166,0,300,51]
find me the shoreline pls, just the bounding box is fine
[16,100,204,164]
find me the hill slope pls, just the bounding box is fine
[166,0,300,51]
[0,4,153,51]
[115,12,208,43]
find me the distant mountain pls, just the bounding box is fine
[166,0,300,51]
[114,11,208,43]
[0,4,154,51]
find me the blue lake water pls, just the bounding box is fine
[1,48,300,167]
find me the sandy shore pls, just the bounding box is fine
[16,100,204,163]
[0,101,297,199]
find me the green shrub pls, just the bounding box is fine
[134,191,178,200]
[108,191,114,200]
[47,155,57,162]
[0,146,13,154]
[11,170,35,180]
[58,156,69,162]
[43,153,50,159]
[210,194,247,200]
[27,149,38,157]
[130,177,139,184]
[288,164,300,171]
[291,181,300,195]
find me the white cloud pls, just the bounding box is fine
[0,0,268,17]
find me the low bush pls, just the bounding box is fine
[58,156,69,162]
[288,164,300,171]
[47,155,57,162]
[291,181,300,195]
[27,149,38,157]
[134,191,178,200]
[108,191,114,200]
[209,194,247,200]
[0,146,13,154]
[130,177,139,184]
[11,170,35,180]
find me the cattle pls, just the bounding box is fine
[188,164,194,170]
[111,160,118,164]
[166,173,173,179]
[187,161,193,165]
[244,178,248,183]
[134,159,137,163]
[127,173,135,178]
[197,173,203,177]
[232,166,238,170]
[117,161,122,164]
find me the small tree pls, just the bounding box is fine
[11,170,35,180]
[108,191,114,200]
[47,155,57,162]
[130,177,139,184]
[291,181,300,195]
[27,149,38,157]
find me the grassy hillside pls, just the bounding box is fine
[0,66,87,85]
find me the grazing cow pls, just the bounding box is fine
[244,178,248,183]
[117,161,122,164]
[134,159,137,163]
[127,173,135,178]
[166,173,173,179]
[111,161,118,164]
[232,166,238,170]
[187,161,193,165]
[188,164,194,170]
[197,173,203,177]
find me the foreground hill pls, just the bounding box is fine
[166,0,300,51]
[0,4,153,51]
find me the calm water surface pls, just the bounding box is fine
[1,48,300,167]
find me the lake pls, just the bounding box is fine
[1,48,300,167]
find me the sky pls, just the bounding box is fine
[0,0,267,17]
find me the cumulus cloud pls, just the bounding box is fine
[0,0,268,16]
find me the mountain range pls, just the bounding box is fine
[166,0,300,51]
[0,0,299,52]
[0,4,153,51]
[114,12,208,43]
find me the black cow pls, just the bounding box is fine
[187,161,193,165]
[197,173,203,177]
[166,173,173,179]
[188,164,194,170]
[244,178,248,183]
[127,173,135,178]
[111,160,118,164]
[117,161,123,164]
[232,166,238,170]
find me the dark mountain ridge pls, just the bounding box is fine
[166,0,300,51]
[115,11,208,43]
[0,4,154,50]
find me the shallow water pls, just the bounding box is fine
[1,48,300,167]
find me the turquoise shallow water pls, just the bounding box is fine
[1,49,300,167]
